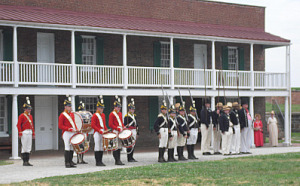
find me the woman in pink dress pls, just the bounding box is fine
[254,114,264,147]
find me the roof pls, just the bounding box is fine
[0,5,290,44]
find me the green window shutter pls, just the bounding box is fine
[149,96,158,130]
[173,43,180,68]
[153,41,161,67]
[103,96,111,129]
[3,30,13,61]
[96,37,104,65]
[238,47,245,70]
[6,95,12,135]
[75,35,82,64]
[75,96,80,111]
[222,46,228,70]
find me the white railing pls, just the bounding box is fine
[76,65,123,86]
[216,70,251,89]
[128,66,171,87]
[0,61,14,84]
[19,62,72,85]
[254,72,286,89]
[174,68,212,88]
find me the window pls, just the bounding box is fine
[79,97,97,114]
[160,42,170,67]
[228,47,238,70]
[0,30,3,61]
[82,36,96,65]
[0,96,7,136]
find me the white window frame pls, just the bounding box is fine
[78,96,98,114]
[228,46,239,71]
[0,96,8,137]
[0,30,3,61]
[81,35,96,66]
[160,41,170,68]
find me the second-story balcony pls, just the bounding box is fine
[0,61,287,90]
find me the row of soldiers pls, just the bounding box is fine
[153,100,251,162]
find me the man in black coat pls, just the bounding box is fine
[219,105,234,156]
[212,102,223,155]
[200,101,213,155]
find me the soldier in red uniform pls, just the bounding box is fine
[91,96,107,166]
[58,96,79,168]
[109,96,125,165]
[17,97,35,166]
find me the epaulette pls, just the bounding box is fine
[158,113,165,118]
[124,113,128,117]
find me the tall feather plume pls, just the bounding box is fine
[26,97,30,105]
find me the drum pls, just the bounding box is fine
[102,132,118,151]
[118,129,136,148]
[76,111,93,133]
[70,133,89,154]
[74,112,83,131]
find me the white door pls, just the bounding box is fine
[37,33,55,83]
[194,44,207,86]
[35,96,58,150]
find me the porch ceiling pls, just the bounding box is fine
[0,5,290,44]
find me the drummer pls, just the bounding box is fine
[124,98,138,162]
[91,96,107,166]
[76,101,88,164]
[58,95,79,168]
[109,96,125,165]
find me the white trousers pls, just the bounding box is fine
[186,128,198,145]
[168,130,178,149]
[63,131,75,151]
[240,126,251,153]
[159,128,168,148]
[201,124,212,152]
[177,133,186,147]
[21,129,32,153]
[94,132,104,151]
[221,127,233,155]
[213,129,221,153]
[131,129,137,141]
[231,125,241,154]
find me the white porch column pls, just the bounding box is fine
[71,95,76,112]
[169,96,174,105]
[287,45,292,144]
[249,96,255,148]
[250,43,254,91]
[170,37,174,89]
[122,96,127,119]
[13,26,19,88]
[10,95,20,159]
[123,34,128,89]
[211,96,215,147]
[71,31,76,88]
[283,96,290,146]
[212,41,216,90]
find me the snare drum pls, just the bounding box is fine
[70,133,89,154]
[118,129,136,148]
[102,132,118,151]
[76,111,93,133]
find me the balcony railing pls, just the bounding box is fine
[0,61,287,90]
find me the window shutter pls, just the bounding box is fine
[75,35,82,64]
[6,95,12,135]
[75,96,80,111]
[3,30,13,61]
[103,96,111,129]
[149,96,158,130]
[173,43,180,68]
[153,41,161,67]
[222,46,228,70]
[238,47,245,70]
[96,37,104,65]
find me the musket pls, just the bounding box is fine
[177,88,189,122]
[161,84,169,120]
[188,88,200,121]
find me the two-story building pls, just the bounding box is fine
[0,0,291,159]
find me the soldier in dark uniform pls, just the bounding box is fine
[176,105,189,161]
[167,106,177,162]
[200,101,213,155]
[219,105,234,155]
[231,102,241,155]
[186,105,199,159]
[212,102,223,155]
[124,98,139,162]
[154,101,168,162]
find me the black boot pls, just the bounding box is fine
[158,148,165,163]
[168,149,175,162]
[21,153,26,166]
[69,151,76,167]
[65,151,74,168]
[162,148,167,162]
[130,148,137,162]
[192,145,198,159]
[26,153,33,166]
[187,145,194,159]
[115,149,124,165]
[171,149,177,161]
[95,151,106,166]
[178,147,187,161]
[80,154,88,164]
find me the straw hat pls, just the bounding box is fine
[226,102,232,108]
[271,110,275,115]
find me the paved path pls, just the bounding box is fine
[1,146,300,184]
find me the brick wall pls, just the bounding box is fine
[292,113,300,132]
[0,0,265,30]
[266,91,300,105]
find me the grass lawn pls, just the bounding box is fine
[16,152,300,186]
[265,132,300,144]
[0,160,13,166]
[266,102,300,113]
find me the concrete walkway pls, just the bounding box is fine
[1,146,300,184]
